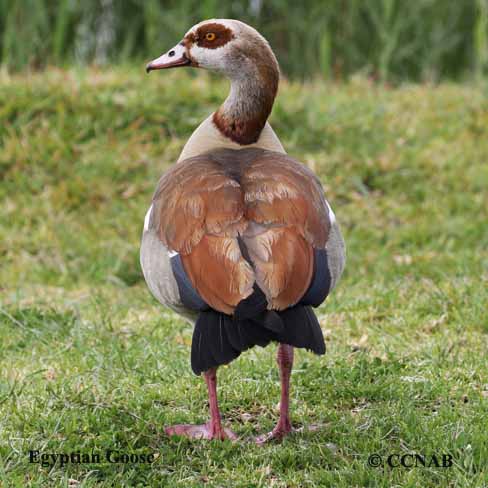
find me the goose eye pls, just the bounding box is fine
[205,32,216,41]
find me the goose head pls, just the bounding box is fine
[146,19,280,145]
[146,19,278,79]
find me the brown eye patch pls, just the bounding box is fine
[196,23,234,49]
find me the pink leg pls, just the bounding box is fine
[165,368,237,441]
[256,343,295,444]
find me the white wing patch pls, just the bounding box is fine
[144,204,153,231]
[143,203,178,260]
[326,201,336,225]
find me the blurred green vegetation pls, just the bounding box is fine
[1,0,488,81]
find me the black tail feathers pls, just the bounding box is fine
[191,305,325,375]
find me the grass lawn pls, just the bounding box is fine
[0,68,487,487]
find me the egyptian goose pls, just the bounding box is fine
[141,19,345,442]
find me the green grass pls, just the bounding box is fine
[0,68,487,487]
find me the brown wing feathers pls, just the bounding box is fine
[152,148,330,314]
[242,227,314,310]
[241,151,329,309]
[244,155,329,247]
[181,235,254,314]
[152,155,253,314]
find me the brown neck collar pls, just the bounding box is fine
[212,61,279,145]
